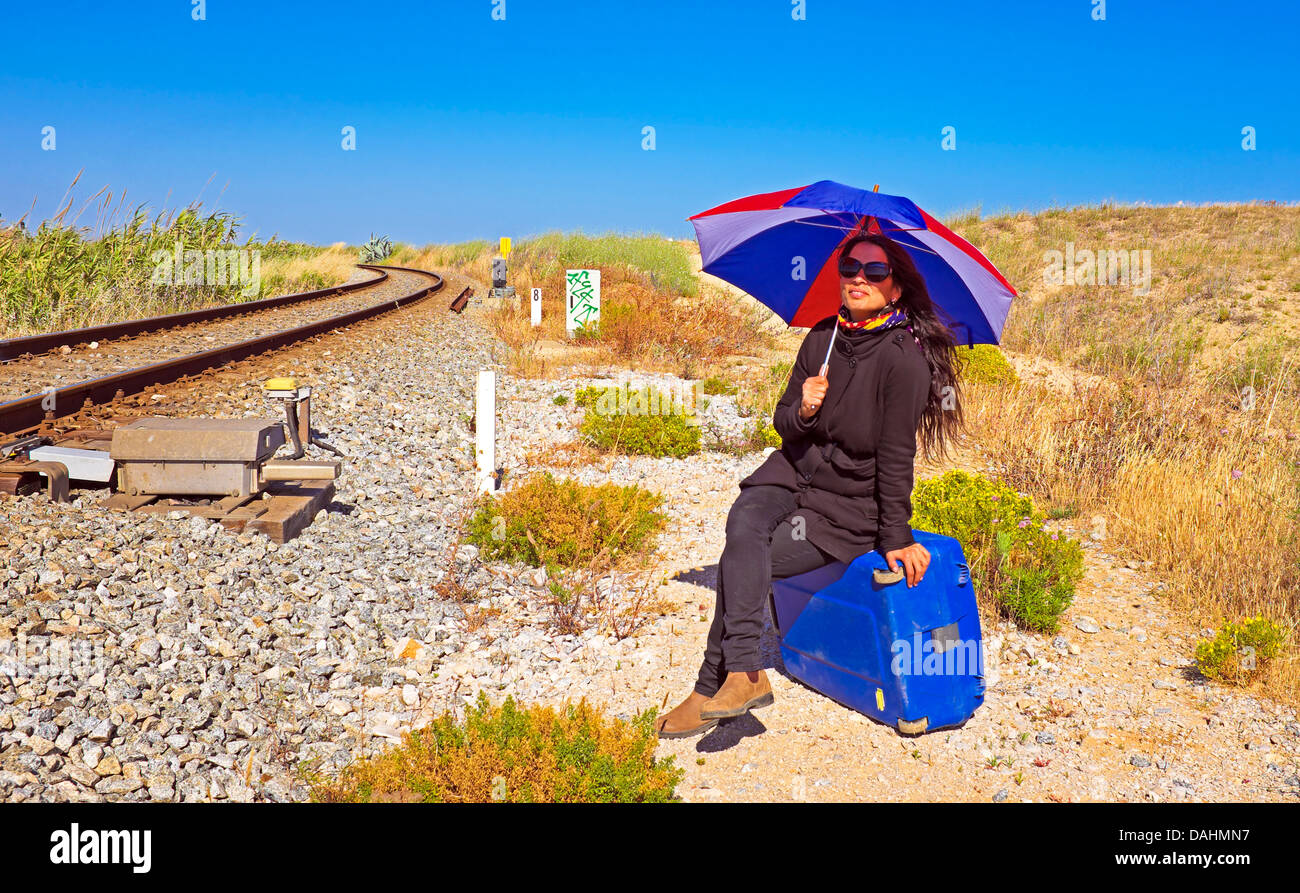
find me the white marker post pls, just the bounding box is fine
[531,288,542,327]
[475,370,496,493]
[565,269,600,336]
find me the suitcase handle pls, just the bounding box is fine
[956,562,970,586]
[872,567,905,585]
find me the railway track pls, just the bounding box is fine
[0,266,390,363]
[0,264,450,438]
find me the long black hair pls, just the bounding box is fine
[838,232,965,461]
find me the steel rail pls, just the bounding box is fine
[0,265,390,362]
[0,264,443,436]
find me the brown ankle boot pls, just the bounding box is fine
[654,691,720,739]
[699,670,774,719]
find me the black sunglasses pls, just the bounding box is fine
[838,257,892,282]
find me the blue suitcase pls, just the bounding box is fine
[768,529,985,735]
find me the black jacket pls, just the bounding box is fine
[738,312,932,563]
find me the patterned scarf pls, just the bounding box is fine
[837,301,909,334]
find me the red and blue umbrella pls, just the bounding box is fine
[688,180,1017,346]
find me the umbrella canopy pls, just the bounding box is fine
[689,180,1016,345]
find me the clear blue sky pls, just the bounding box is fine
[2,0,1296,245]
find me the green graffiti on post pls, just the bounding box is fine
[565,269,601,332]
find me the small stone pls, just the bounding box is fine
[402,685,419,707]
[67,764,98,786]
[54,728,79,753]
[88,718,117,743]
[393,637,425,660]
[95,776,144,796]
[80,742,103,768]
[94,755,122,777]
[28,736,57,757]
[1075,617,1101,634]
[992,789,1009,802]
[1130,755,1152,768]
[1035,732,1055,745]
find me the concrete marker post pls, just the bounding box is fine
[475,370,496,493]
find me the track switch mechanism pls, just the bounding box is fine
[263,378,345,459]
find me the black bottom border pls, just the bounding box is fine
[0,801,1285,880]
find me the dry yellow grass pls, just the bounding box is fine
[952,202,1300,701]
[390,235,774,378]
[259,242,357,288]
[960,202,1300,386]
[968,372,1299,698]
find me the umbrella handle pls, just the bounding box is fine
[819,324,837,377]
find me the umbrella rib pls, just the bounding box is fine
[789,218,944,257]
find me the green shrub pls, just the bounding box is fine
[955,344,1018,386]
[573,384,606,408]
[571,320,600,341]
[699,375,737,395]
[577,384,701,458]
[466,471,667,569]
[1046,502,1078,520]
[912,470,1084,633]
[746,417,782,450]
[552,394,569,406]
[358,233,393,263]
[1194,616,1286,684]
[309,691,684,803]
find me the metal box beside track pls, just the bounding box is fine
[111,417,286,498]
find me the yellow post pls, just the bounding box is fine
[499,237,512,258]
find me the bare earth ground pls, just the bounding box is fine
[523,442,1298,803]
[469,257,1300,802]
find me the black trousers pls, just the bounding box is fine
[694,484,838,697]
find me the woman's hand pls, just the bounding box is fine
[884,542,930,588]
[799,373,829,420]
